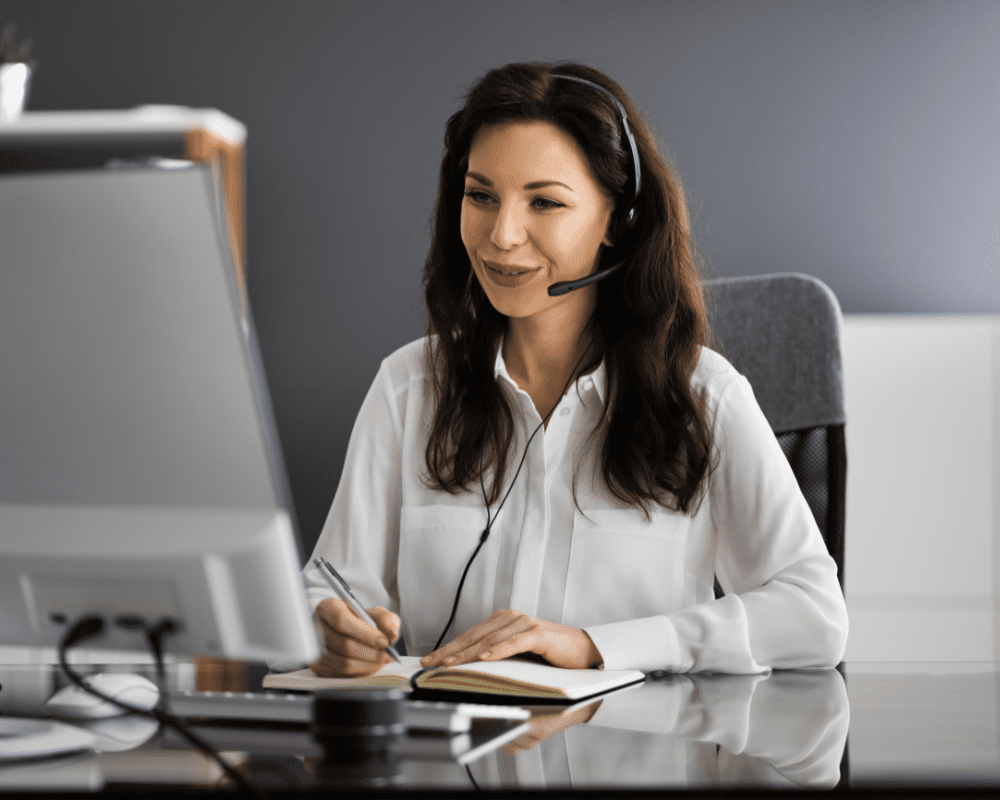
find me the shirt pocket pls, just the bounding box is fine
[398,504,503,651]
[563,508,687,630]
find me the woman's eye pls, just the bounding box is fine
[462,191,563,210]
[531,198,563,210]
[463,190,494,204]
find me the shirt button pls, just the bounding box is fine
[582,380,594,391]
[560,407,571,416]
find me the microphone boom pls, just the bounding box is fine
[547,260,625,296]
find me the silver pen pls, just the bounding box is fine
[313,557,402,664]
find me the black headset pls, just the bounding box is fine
[431,73,643,651]
[546,73,643,297]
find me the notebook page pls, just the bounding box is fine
[422,658,643,699]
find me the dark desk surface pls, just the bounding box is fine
[1,661,998,795]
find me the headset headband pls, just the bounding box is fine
[551,73,642,209]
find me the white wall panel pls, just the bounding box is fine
[842,316,998,661]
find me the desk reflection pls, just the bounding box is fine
[0,663,848,792]
[404,669,849,790]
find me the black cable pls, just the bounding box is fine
[465,762,482,791]
[433,343,595,651]
[145,617,177,694]
[432,412,546,652]
[57,615,264,799]
[432,525,497,651]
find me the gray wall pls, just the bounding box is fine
[5,0,999,555]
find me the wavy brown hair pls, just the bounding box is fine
[423,61,713,518]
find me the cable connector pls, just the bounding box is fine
[62,615,106,649]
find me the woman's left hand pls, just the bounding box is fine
[419,609,603,670]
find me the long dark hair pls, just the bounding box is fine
[423,61,713,518]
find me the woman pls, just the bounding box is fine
[304,62,848,677]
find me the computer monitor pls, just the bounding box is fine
[0,164,320,663]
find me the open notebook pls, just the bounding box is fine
[263,656,644,701]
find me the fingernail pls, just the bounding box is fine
[479,651,492,660]
[443,656,457,665]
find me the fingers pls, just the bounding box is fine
[310,647,391,678]
[312,598,397,677]
[368,606,401,644]
[421,609,536,667]
[420,609,515,665]
[316,598,391,650]
[420,611,603,670]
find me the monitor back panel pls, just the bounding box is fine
[0,166,278,510]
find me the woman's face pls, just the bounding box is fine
[460,121,614,322]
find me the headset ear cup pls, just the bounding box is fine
[615,205,638,248]
[608,206,628,246]
[598,212,627,272]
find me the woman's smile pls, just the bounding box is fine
[483,259,541,287]
[485,260,539,276]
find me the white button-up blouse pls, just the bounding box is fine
[303,336,848,673]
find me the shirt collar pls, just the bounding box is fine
[493,342,607,407]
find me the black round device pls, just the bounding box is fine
[311,687,407,788]
[310,687,407,756]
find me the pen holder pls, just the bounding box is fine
[310,687,406,787]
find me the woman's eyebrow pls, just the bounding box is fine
[465,171,576,193]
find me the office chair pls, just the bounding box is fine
[704,273,851,789]
[703,273,847,590]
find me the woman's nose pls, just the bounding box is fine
[489,201,528,249]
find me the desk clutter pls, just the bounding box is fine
[24,658,989,793]
[0,661,535,791]
[162,688,532,786]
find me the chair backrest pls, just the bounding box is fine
[703,273,846,587]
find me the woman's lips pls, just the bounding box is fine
[484,261,539,276]
[482,260,541,288]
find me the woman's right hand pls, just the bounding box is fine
[310,597,401,678]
